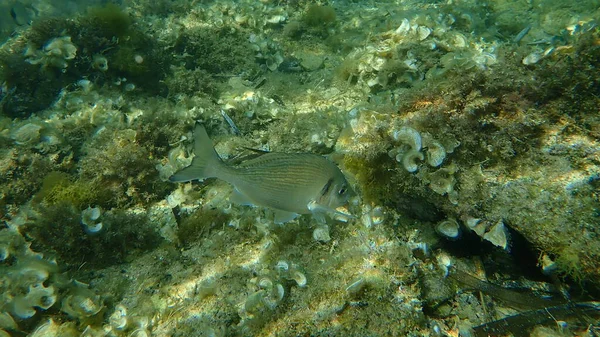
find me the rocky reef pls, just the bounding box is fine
[1,0,599,336]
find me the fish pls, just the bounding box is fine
[170,123,353,223]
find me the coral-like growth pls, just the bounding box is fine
[24,36,77,71]
[0,228,58,323]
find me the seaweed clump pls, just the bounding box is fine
[284,4,337,39]
[0,3,170,118]
[167,26,259,98]
[24,202,162,269]
[177,208,231,247]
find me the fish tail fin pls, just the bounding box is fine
[169,123,223,183]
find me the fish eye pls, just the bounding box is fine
[338,186,347,195]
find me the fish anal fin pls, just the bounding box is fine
[230,189,254,206]
[274,210,299,224]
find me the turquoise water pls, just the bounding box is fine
[0,1,599,336]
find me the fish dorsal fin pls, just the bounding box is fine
[241,146,269,154]
[225,148,270,166]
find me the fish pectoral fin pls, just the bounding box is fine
[230,189,254,206]
[274,210,299,224]
[307,200,333,214]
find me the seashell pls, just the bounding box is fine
[275,283,285,301]
[109,304,128,330]
[12,296,36,319]
[404,58,418,70]
[77,79,92,92]
[362,205,385,227]
[266,53,284,71]
[0,312,17,331]
[437,253,453,277]
[416,26,431,41]
[266,15,286,24]
[522,51,543,65]
[244,291,264,313]
[395,18,410,35]
[483,221,509,250]
[366,77,379,87]
[92,55,108,71]
[291,270,307,287]
[426,140,446,167]
[392,126,421,150]
[81,207,103,234]
[28,319,61,337]
[275,260,289,272]
[540,254,557,276]
[451,32,467,48]
[29,284,57,310]
[473,52,497,68]
[399,149,424,173]
[131,316,149,329]
[543,47,555,57]
[429,167,456,195]
[370,206,385,225]
[0,245,9,262]
[370,56,386,71]
[258,278,273,289]
[81,207,101,224]
[262,283,285,310]
[234,14,247,24]
[345,277,366,295]
[435,219,461,240]
[129,328,150,337]
[12,123,42,145]
[442,136,460,154]
[464,217,486,236]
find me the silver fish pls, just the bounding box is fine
[170,123,352,223]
